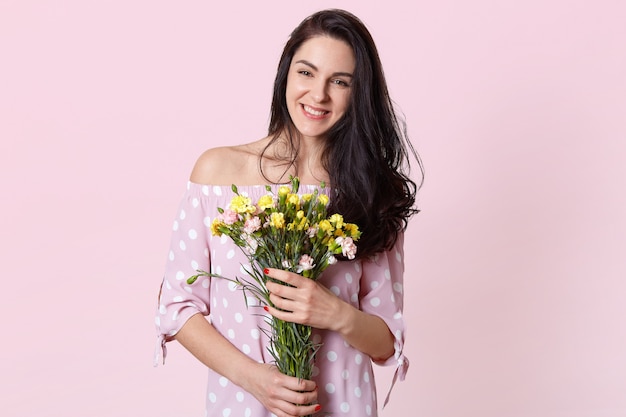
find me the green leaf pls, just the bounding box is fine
[290,176,300,193]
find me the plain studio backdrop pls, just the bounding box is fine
[1,1,625,416]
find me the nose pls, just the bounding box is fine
[310,79,329,103]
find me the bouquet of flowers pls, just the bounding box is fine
[188,176,360,386]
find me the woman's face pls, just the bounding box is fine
[285,36,355,141]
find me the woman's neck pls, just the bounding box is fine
[262,134,329,185]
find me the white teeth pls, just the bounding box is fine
[304,105,327,116]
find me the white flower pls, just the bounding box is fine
[336,236,357,260]
[297,254,316,272]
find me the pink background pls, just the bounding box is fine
[1,1,625,416]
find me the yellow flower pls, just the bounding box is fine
[301,193,312,202]
[344,223,361,239]
[287,193,300,208]
[298,219,309,231]
[269,212,285,229]
[295,211,309,230]
[329,213,344,229]
[230,195,254,214]
[318,219,333,235]
[210,218,224,236]
[257,194,274,210]
[317,194,329,206]
[278,185,290,196]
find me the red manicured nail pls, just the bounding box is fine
[263,268,269,275]
[315,405,322,412]
[263,306,269,312]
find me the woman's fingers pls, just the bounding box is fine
[276,375,320,416]
[252,365,320,416]
[263,267,343,330]
[283,388,317,406]
[273,401,321,417]
[264,267,310,287]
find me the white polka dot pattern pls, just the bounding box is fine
[155,183,408,416]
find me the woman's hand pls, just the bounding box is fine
[263,267,396,362]
[242,362,320,417]
[263,267,345,331]
[175,314,321,416]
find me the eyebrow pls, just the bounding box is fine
[295,59,353,78]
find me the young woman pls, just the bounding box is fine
[155,9,421,417]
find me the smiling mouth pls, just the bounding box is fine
[302,104,329,117]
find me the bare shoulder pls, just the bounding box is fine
[189,138,271,185]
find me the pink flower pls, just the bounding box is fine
[244,216,262,234]
[297,254,316,271]
[220,209,239,225]
[336,236,357,260]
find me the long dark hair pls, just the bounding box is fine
[264,9,423,259]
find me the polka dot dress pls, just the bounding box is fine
[155,182,409,416]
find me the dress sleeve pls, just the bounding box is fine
[360,232,409,407]
[154,182,212,366]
